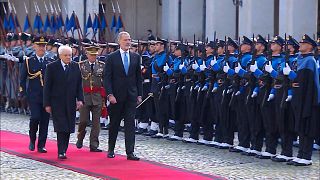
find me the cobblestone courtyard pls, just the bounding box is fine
[1,113,319,179]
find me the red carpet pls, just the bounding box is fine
[0,130,224,180]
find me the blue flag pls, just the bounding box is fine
[65,15,69,29]
[57,14,63,29]
[33,14,43,33]
[110,14,116,31]
[85,14,92,35]
[43,14,51,32]
[92,14,100,34]
[8,14,15,32]
[50,15,57,33]
[3,16,9,30]
[100,14,107,30]
[66,13,75,32]
[115,15,123,33]
[23,15,30,32]
[14,15,20,28]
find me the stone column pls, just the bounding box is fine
[206,0,236,40]
[279,0,318,39]
[239,0,273,37]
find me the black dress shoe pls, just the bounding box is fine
[58,153,67,159]
[37,147,47,153]
[76,140,83,149]
[90,148,103,152]
[29,142,35,151]
[107,151,115,158]
[127,153,140,161]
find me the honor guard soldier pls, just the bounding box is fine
[19,36,53,153]
[285,34,319,166]
[76,46,105,152]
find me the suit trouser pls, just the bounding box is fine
[57,132,70,154]
[297,134,314,160]
[108,101,136,155]
[78,104,102,149]
[29,101,50,148]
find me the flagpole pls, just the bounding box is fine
[100,2,111,42]
[116,0,125,31]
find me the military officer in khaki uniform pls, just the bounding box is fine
[76,46,105,152]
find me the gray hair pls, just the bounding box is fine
[58,45,72,55]
[117,31,130,42]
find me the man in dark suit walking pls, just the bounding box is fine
[43,45,84,159]
[104,31,143,161]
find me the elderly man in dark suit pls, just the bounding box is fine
[104,31,143,161]
[43,45,84,159]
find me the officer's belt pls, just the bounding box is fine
[273,84,282,89]
[152,74,159,78]
[83,86,106,97]
[291,83,300,88]
[143,79,150,83]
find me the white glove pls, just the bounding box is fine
[251,91,258,98]
[140,65,144,70]
[227,89,233,94]
[179,64,184,70]
[210,58,217,66]
[190,86,193,92]
[282,63,292,75]
[199,64,206,71]
[264,61,274,73]
[285,95,292,102]
[163,63,169,72]
[192,63,199,70]
[250,61,258,73]
[12,56,19,62]
[211,87,218,93]
[201,86,208,91]
[235,91,241,96]
[267,94,274,101]
[23,55,27,61]
[223,63,230,73]
[235,64,242,74]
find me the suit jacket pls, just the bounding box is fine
[20,55,52,103]
[43,60,84,133]
[104,49,142,102]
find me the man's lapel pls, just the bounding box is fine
[128,52,135,75]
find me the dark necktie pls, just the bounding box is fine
[64,64,69,76]
[91,63,94,72]
[39,58,43,64]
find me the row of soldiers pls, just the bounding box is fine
[135,34,320,167]
[0,32,319,166]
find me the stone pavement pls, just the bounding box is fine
[1,113,319,180]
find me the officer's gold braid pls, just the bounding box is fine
[25,57,44,86]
